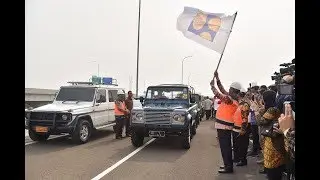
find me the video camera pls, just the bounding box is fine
[271,58,295,86]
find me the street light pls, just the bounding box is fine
[182,55,192,84]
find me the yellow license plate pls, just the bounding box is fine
[35,126,48,133]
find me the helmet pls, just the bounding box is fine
[230,82,242,91]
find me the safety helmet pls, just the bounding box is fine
[230,82,242,91]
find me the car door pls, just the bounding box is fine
[93,88,109,127]
[107,89,118,123]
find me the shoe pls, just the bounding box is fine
[256,159,264,165]
[115,136,122,139]
[235,160,247,166]
[126,134,131,137]
[218,168,233,173]
[219,165,224,169]
[247,151,258,157]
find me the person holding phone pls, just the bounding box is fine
[278,103,295,179]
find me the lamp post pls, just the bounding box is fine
[181,55,192,84]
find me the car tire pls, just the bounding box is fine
[72,119,92,144]
[131,132,144,147]
[29,129,49,142]
[191,122,197,136]
[182,125,191,149]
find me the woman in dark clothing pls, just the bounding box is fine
[258,90,287,180]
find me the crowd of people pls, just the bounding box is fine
[112,69,296,180]
[209,71,295,180]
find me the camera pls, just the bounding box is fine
[271,59,295,85]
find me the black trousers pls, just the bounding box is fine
[266,165,285,180]
[125,114,131,135]
[248,123,260,152]
[115,116,125,137]
[232,130,250,162]
[205,110,211,120]
[217,129,233,169]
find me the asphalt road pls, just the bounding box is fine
[25,120,267,180]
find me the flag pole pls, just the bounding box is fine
[135,0,142,97]
[215,11,238,71]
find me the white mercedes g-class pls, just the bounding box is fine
[25,82,126,144]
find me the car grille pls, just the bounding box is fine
[29,112,69,127]
[144,110,172,124]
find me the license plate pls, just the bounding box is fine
[35,126,48,133]
[149,131,165,137]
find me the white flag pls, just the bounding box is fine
[177,7,237,54]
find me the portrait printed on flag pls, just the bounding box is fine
[187,11,222,42]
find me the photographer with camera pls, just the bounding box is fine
[269,58,295,180]
[276,75,295,113]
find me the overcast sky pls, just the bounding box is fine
[25,0,295,96]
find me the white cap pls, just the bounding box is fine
[117,90,125,95]
[251,82,258,87]
[230,82,242,91]
[240,88,246,93]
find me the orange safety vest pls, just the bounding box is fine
[215,99,238,127]
[233,106,243,132]
[114,101,126,116]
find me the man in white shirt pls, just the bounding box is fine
[212,96,220,119]
[203,96,213,120]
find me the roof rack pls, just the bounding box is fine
[67,81,94,85]
[67,81,119,86]
[157,84,188,86]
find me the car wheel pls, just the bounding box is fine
[72,119,92,144]
[191,122,197,136]
[131,132,144,147]
[29,129,49,142]
[182,125,191,149]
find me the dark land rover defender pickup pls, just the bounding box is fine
[130,84,199,149]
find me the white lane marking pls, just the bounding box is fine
[25,134,69,146]
[91,138,156,180]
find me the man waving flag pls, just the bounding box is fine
[177,7,237,54]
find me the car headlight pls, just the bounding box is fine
[62,114,68,121]
[172,114,185,123]
[132,112,144,123]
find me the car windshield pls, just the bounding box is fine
[55,87,95,102]
[146,87,189,100]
